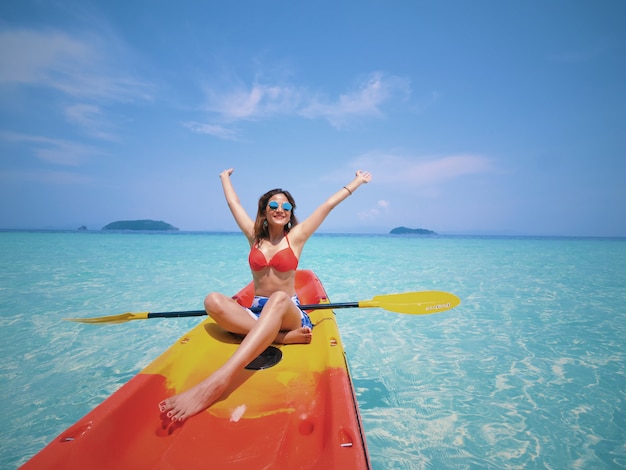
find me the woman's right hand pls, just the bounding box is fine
[220,168,234,179]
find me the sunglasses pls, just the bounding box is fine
[267,201,293,211]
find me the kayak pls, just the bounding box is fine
[23,270,370,469]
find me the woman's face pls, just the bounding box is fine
[265,193,292,227]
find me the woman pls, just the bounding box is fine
[159,168,372,422]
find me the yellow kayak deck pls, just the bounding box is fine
[23,270,370,469]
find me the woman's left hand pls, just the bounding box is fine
[355,170,372,184]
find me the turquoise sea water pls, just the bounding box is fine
[1,231,625,469]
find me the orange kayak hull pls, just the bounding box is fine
[23,270,370,469]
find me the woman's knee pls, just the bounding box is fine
[263,291,296,318]
[268,291,291,306]
[204,292,227,317]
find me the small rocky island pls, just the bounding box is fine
[102,220,179,231]
[390,226,437,235]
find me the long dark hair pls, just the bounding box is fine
[253,188,298,242]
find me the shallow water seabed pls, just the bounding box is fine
[1,232,625,469]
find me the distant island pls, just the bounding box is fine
[102,220,179,231]
[390,226,437,235]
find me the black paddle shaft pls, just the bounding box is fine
[146,301,360,319]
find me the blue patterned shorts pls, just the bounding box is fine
[246,294,313,329]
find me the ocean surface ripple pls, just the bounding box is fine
[1,232,625,469]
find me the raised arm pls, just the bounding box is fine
[292,170,372,244]
[219,169,255,240]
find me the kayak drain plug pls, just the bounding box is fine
[298,419,315,435]
[59,421,92,443]
[338,428,354,448]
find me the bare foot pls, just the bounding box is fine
[159,370,230,421]
[276,326,312,344]
[229,329,312,345]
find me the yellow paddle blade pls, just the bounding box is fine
[358,291,460,314]
[64,312,150,324]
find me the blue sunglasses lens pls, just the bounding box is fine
[268,201,292,211]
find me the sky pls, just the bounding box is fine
[0,1,625,236]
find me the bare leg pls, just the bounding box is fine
[159,291,305,421]
[203,292,258,335]
[203,291,311,344]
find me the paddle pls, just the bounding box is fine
[65,291,460,324]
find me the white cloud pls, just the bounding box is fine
[0,27,154,144]
[0,29,88,84]
[64,104,118,141]
[184,122,238,140]
[300,72,410,128]
[196,71,410,138]
[0,28,153,102]
[351,152,494,186]
[203,82,301,121]
[0,131,100,166]
[359,199,390,219]
[0,169,91,185]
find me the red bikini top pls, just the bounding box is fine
[248,235,299,272]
